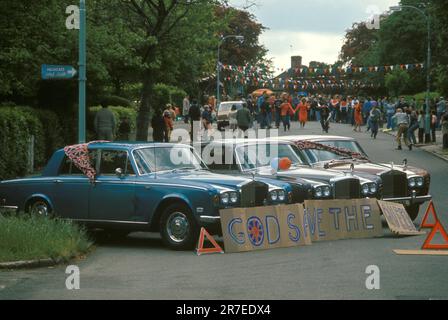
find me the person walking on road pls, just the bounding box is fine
[94,102,116,141]
[188,99,201,141]
[297,98,310,128]
[280,98,295,132]
[236,103,252,135]
[407,109,419,145]
[183,95,190,124]
[418,110,425,144]
[354,100,363,132]
[392,108,412,151]
[369,105,381,139]
[318,102,331,133]
[436,97,446,129]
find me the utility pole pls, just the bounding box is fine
[78,0,87,143]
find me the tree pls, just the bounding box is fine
[385,69,411,97]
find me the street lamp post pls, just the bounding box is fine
[79,0,87,143]
[217,35,244,108]
[390,4,431,142]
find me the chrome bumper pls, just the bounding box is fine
[199,216,221,223]
[382,191,432,206]
[0,205,18,212]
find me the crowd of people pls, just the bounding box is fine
[149,92,448,151]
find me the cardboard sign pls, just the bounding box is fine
[303,199,383,242]
[220,199,383,253]
[220,204,312,253]
[377,201,425,236]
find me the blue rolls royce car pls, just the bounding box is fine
[200,140,382,200]
[0,142,295,250]
[275,135,432,220]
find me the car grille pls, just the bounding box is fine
[381,170,408,197]
[290,184,309,203]
[240,181,269,207]
[334,178,361,199]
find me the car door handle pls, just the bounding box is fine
[53,180,63,184]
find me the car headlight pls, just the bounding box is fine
[314,187,323,198]
[408,178,416,188]
[230,192,238,204]
[362,183,370,195]
[369,183,378,194]
[270,190,278,202]
[416,177,424,187]
[323,186,331,197]
[221,192,230,205]
[278,190,286,202]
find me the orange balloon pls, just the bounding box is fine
[279,158,292,171]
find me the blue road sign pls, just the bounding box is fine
[41,64,77,80]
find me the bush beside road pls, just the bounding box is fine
[0,215,92,265]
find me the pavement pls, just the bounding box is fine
[1,121,448,300]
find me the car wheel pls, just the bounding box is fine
[160,203,198,251]
[406,204,420,221]
[28,199,52,217]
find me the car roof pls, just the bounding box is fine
[204,139,294,146]
[64,142,193,151]
[269,135,356,142]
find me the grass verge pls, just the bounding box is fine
[0,214,92,263]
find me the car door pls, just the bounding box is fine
[89,149,137,222]
[50,155,90,220]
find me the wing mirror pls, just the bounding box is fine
[115,168,124,178]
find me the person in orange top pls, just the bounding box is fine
[297,98,310,128]
[280,98,295,132]
[354,100,363,132]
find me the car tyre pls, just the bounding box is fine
[160,203,199,251]
[27,199,52,218]
[406,204,420,221]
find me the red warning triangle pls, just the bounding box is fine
[422,221,448,250]
[420,201,439,229]
[196,228,224,256]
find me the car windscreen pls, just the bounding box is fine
[303,149,347,164]
[219,103,244,113]
[133,147,205,174]
[236,143,303,171]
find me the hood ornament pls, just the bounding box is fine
[350,163,355,175]
[391,162,394,170]
[403,159,408,171]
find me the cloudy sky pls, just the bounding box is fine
[229,0,399,73]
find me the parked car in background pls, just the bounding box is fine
[217,101,246,131]
[0,142,293,250]
[200,139,382,201]
[276,135,432,220]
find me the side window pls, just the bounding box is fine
[98,150,135,176]
[59,157,83,175]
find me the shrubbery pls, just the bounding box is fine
[0,106,64,180]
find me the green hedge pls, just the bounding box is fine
[88,106,137,141]
[0,106,63,180]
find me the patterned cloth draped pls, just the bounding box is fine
[293,140,368,161]
[63,141,108,181]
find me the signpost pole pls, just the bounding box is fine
[78,0,87,143]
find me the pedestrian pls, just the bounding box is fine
[436,97,446,129]
[407,109,419,145]
[202,105,212,131]
[274,94,282,129]
[384,99,396,130]
[431,111,437,143]
[183,95,190,124]
[163,108,174,142]
[151,109,165,142]
[188,99,201,141]
[418,110,425,144]
[236,102,252,134]
[94,102,116,141]
[281,98,296,132]
[354,100,363,132]
[318,102,331,133]
[362,98,372,127]
[442,114,448,149]
[369,105,381,139]
[392,108,412,150]
[297,98,310,128]
[330,96,339,122]
[340,98,348,124]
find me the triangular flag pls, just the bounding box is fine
[196,228,224,256]
[421,201,439,229]
[422,221,448,250]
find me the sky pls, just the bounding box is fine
[229,0,400,73]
